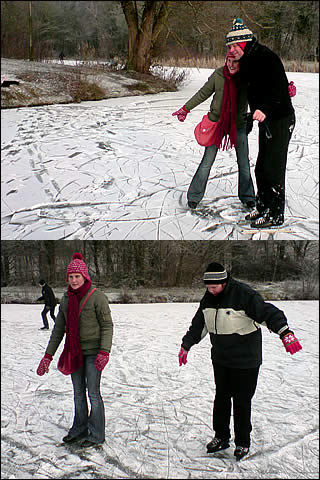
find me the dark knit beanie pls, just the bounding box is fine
[39,279,46,285]
[226,18,253,46]
[203,263,228,284]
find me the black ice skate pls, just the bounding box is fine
[245,207,264,221]
[250,211,284,229]
[234,446,249,461]
[206,437,230,453]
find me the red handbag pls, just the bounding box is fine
[194,113,218,147]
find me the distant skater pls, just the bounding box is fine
[37,279,57,330]
[59,51,65,64]
[178,262,302,460]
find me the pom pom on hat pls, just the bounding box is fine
[226,18,253,46]
[66,252,91,282]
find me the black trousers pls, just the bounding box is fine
[41,305,56,328]
[212,363,260,448]
[255,112,295,218]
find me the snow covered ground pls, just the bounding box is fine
[1,68,318,240]
[1,301,318,479]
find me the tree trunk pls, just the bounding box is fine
[121,1,170,73]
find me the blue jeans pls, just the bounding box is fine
[69,355,105,444]
[187,127,255,204]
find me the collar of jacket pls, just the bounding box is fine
[222,273,232,294]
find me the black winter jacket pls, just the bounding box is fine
[38,284,56,307]
[181,274,289,369]
[239,36,294,120]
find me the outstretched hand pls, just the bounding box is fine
[288,81,296,97]
[172,106,189,122]
[178,347,188,366]
[281,331,302,355]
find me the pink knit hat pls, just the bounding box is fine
[66,253,91,282]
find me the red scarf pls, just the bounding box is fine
[58,280,91,375]
[214,63,240,151]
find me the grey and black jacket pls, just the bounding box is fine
[181,274,289,369]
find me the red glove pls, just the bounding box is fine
[94,350,110,371]
[37,353,53,376]
[288,81,296,97]
[281,331,302,355]
[178,347,188,366]
[172,105,190,122]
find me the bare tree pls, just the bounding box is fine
[120,0,170,72]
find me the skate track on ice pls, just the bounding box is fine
[1,302,318,479]
[1,70,318,240]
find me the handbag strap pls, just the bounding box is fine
[79,288,97,315]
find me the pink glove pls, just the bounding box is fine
[288,81,296,97]
[172,105,190,122]
[178,347,188,366]
[281,331,302,355]
[94,350,110,371]
[37,353,53,376]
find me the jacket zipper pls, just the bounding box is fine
[214,306,219,334]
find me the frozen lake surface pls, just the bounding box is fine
[1,301,318,479]
[1,69,319,240]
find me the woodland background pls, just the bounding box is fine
[1,1,319,72]
[1,241,319,301]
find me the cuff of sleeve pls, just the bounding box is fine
[277,325,289,336]
[279,328,293,339]
[44,353,53,360]
[99,350,110,356]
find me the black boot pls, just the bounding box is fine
[234,446,249,460]
[62,430,88,444]
[187,200,198,209]
[250,211,284,229]
[245,207,264,221]
[206,437,230,453]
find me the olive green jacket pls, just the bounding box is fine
[184,66,248,128]
[45,287,113,357]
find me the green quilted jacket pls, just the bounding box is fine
[184,66,248,128]
[45,287,113,357]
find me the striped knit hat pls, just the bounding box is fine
[66,252,91,282]
[203,263,228,284]
[226,18,253,46]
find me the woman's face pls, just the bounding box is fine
[68,273,85,289]
[227,57,240,75]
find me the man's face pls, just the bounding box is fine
[68,273,85,289]
[206,283,226,296]
[227,57,240,75]
[228,43,244,60]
